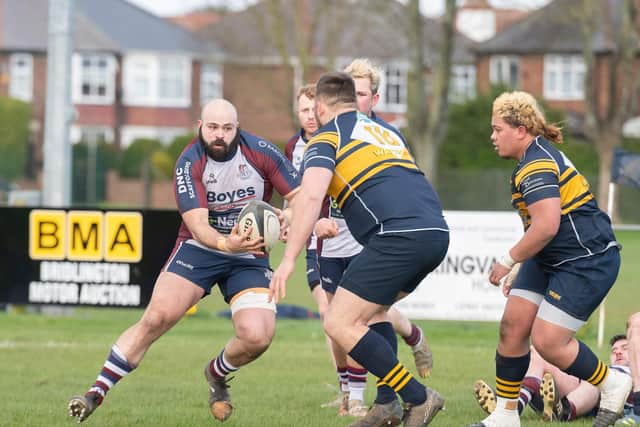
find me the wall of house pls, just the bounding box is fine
[223,63,297,144]
[106,171,175,209]
[477,53,589,115]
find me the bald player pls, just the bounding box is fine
[68,99,300,423]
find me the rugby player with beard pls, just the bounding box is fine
[69,99,300,423]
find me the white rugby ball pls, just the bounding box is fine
[237,200,280,252]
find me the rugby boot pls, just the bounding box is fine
[403,387,445,427]
[540,372,561,421]
[467,408,520,427]
[615,413,640,425]
[411,336,433,378]
[348,400,403,427]
[204,362,234,421]
[347,399,369,417]
[594,369,633,427]
[473,380,496,414]
[321,390,349,408]
[68,392,101,423]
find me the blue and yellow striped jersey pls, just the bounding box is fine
[303,111,448,244]
[511,136,618,266]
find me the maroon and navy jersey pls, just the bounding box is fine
[284,129,306,170]
[173,131,300,241]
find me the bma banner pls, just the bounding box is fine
[0,207,181,308]
[394,210,523,321]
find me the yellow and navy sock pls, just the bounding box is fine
[370,322,398,404]
[495,351,530,401]
[564,341,608,386]
[349,328,425,405]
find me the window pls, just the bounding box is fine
[73,54,116,104]
[450,65,476,103]
[9,53,33,102]
[378,64,407,113]
[490,55,519,88]
[123,54,191,107]
[200,63,222,105]
[158,57,189,102]
[544,55,585,100]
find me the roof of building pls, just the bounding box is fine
[0,0,220,56]
[169,10,222,33]
[475,0,624,54]
[196,0,476,66]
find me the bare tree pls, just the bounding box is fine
[580,0,639,209]
[406,0,457,184]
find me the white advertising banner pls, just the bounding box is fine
[394,210,523,321]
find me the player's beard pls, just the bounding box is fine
[200,126,240,162]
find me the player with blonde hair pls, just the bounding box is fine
[469,91,631,427]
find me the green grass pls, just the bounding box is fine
[1,231,638,426]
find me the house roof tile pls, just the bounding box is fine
[0,0,221,56]
[475,0,622,54]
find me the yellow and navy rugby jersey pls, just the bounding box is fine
[511,136,618,266]
[303,110,448,245]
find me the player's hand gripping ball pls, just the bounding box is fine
[237,200,280,253]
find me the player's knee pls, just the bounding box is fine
[243,330,273,354]
[628,312,640,334]
[322,312,342,340]
[138,308,176,335]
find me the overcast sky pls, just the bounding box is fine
[126,0,552,18]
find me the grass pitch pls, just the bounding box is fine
[1,231,638,426]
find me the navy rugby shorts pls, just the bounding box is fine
[305,248,321,291]
[512,246,620,321]
[340,230,449,306]
[319,255,357,295]
[164,240,272,303]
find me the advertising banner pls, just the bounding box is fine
[0,207,181,308]
[394,210,523,321]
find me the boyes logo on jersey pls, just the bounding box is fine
[27,210,143,307]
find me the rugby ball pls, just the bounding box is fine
[237,200,280,252]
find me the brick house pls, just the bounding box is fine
[0,0,223,175]
[191,0,477,144]
[474,0,638,134]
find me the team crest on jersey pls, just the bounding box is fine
[238,164,251,179]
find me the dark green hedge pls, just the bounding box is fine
[0,97,31,181]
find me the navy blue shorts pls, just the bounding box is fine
[319,255,357,294]
[305,249,321,291]
[164,240,272,303]
[340,230,449,306]
[512,247,620,322]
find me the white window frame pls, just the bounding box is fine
[123,53,192,108]
[490,55,520,88]
[377,63,407,113]
[200,63,223,106]
[543,54,585,101]
[72,53,117,105]
[450,65,476,103]
[9,53,33,102]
